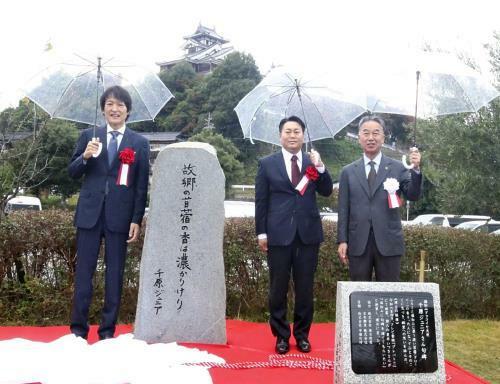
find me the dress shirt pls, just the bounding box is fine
[282,149,303,182]
[107,124,126,149]
[363,152,382,178]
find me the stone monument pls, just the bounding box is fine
[134,142,226,344]
[334,282,445,383]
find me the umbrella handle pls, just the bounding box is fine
[402,146,418,170]
[91,138,103,158]
[401,155,414,170]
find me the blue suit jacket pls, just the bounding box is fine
[255,151,333,246]
[68,126,150,233]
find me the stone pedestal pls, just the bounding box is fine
[334,282,445,383]
[134,142,226,344]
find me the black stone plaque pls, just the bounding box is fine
[349,291,438,374]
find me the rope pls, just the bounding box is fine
[187,356,453,382]
[184,354,334,370]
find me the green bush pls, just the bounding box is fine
[0,210,498,325]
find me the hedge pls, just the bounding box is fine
[0,209,498,325]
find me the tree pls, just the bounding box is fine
[0,102,52,219]
[154,62,202,133]
[31,119,80,199]
[200,52,262,139]
[152,52,262,148]
[0,98,82,216]
[406,32,500,217]
[188,129,244,188]
[485,30,500,86]
[418,105,500,217]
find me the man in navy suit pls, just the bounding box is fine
[337,115,422,281]
[68,85,150,340]
[255,116,333,354]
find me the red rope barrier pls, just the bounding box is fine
[184,354,334,370]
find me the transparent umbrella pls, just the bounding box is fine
[22,53,174,134]
[234,66,366,147]
[366,51,500,145]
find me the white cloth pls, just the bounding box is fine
[0,333,223,384]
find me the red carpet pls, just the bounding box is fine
[0,320,489,384]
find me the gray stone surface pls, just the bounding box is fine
[134,142,226,344]
[334,282,446,384]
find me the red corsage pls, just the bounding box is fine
[295,165,320,195]
[117,148,135,186]
[119,147,135,164]
[305,165,319,181]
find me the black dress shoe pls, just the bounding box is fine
[275,338,290,354]
[99,334,114,340]
[297,338,311,353]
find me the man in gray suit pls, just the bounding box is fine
[337,115,422,281]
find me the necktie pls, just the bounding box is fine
[368,161,376,193]
[108,131,120,167]
[291,155,300,187]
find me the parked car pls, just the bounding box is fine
[224,200,255,218]
[491,229,500,236]
[405,214,450,227]
[486,220,500,233]
[4,196,42,214]
[454,220,500,233]
[445,214,491,227]
[454,220,489,233]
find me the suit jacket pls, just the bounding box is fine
[337,154,422,256]
[255,151,333,246]
[68,126,150,233]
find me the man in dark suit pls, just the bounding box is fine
[68,85,150,340]
[255,116,333,354]
[337,115,422,281]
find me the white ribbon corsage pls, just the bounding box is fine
[383,178,402,208]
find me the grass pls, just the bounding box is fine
[443,319,499,383]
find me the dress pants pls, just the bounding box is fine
[348,228,401,282]
[267,233,319,341]
[70,204,128,339]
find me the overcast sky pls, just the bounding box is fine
[1,0,498,110]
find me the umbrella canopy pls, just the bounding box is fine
[234,67,366,146]
[366,51,499,130]
[359,50,500,167]
[22,54,173,127]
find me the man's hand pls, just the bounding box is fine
[338,242,348,266]
[127,223,140,243]
[309,149,324,168]
[409,147,421,170]
[258,238,268,252]
[83,138,101,160]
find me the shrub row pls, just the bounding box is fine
[0,210,498,325]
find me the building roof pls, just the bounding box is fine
[139,131,182,142]
[187,45,233,63]
[0,131,33,145]
[157,24,233,69]
[184,24,228,44]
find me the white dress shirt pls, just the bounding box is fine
[282,148,303,182]
[363,152,382,178]
[107,124,126,149]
